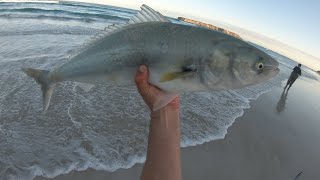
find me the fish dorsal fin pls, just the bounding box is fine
[128,4,170,24]
[72,5,169,57]
[104,23,124,32]
[89,23,125,42]
[100,4,169,37]
[100,4,169,36]
[76,23,125,53]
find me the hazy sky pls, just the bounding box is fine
[74,0,320,69]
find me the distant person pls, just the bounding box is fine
[135,65,182,180]
[284,64,301,90]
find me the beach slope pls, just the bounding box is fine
[36,75,320,180]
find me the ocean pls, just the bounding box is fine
[0,1,318,180]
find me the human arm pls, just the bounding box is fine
[135,65,182,180]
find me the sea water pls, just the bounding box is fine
[0,2,317,179]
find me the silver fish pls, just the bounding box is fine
[23,4,279,111]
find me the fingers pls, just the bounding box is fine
[135,65,180,111]
[135,65,156,109]
[135,65,151,96]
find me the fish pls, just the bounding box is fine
[22,4,279,111]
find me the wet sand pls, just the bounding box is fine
[36,75,320,180]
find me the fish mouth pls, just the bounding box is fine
[261,56,279,78]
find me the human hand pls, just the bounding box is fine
[135,65,179,111]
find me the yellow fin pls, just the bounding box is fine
[160,72,193,82]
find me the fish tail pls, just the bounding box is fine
[22,68,55,111]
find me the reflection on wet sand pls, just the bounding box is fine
[276,89,289,113]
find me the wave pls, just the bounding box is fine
[0,13,116,24]
[0,7,130,21]
[58,1,137,15]
[0,27,98,36]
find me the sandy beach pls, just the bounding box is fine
[35,75,320,180]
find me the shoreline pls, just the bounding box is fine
[36,76,320,180]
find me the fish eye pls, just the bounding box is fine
[256,62,264,70]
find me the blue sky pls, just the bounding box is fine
[76,0,320,69]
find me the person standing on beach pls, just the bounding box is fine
[135,65,182,180]
[284,64,302,90]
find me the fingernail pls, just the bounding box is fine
[139,65,146,73]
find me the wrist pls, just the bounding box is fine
[151,105,179,118]
[150,101,180,138]
[151,97,180,115]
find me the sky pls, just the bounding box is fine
[48,0,320,70]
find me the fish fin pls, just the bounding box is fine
[74,4,170,58]
[103,23,125,32]
[160,71,195,82]
[153,92,178,111]
[75,82,95,92]
[22,68,55,111]
[101,4,169,35]
[84,23,125,45]
[128,4,170,24]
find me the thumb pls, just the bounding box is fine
[135,65,163,110]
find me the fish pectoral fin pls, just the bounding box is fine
[160,71,195,82]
